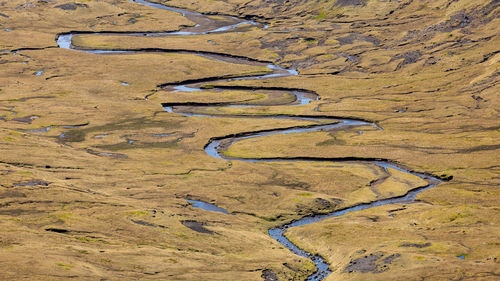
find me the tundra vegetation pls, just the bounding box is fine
[0,0,498,280]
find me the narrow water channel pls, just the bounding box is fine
[56,1,444,279]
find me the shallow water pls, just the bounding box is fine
[186,199,229,214]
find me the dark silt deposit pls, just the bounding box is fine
[54,3,89,10]
[13,180,50,187]
[181,220,214,234]
[343,252,401,274]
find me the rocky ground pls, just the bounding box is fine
[0,0,498,280]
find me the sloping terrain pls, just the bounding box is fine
[0,0,498,280]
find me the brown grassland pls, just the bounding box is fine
[0,0,498,280]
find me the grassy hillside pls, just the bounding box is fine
[0,0,498,280]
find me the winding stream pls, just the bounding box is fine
[56,1,444,280]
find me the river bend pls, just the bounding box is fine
[56,1,444,280]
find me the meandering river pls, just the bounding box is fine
[57,1,443,279]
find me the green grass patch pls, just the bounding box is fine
[298,192,313,197]
[55,262,73,271]
[128,210,148,216]
[313,11,327,20]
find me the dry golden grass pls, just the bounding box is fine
[0,0,498,280]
